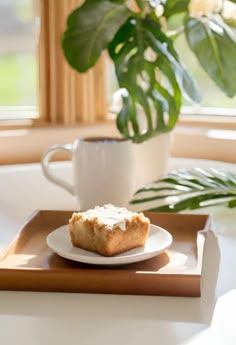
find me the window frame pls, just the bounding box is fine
[0,0,235,165]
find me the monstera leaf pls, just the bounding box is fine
[109,16,201,143]
[61,0,236,144]
[164,0,190,18]
[61,0,131,72]
[185,16,236,97]
[130,168,236,212]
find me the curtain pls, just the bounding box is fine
[38,0,108,125]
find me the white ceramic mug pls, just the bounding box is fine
[41,137,134,210]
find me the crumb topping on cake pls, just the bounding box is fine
[73,204,144,231]
[69,204,150,256]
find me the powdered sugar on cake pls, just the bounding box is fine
[69,204,150,256]
[79,204,139,231]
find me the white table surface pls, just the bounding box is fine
[0,157,236,345]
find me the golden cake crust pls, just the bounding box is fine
[69,204,150,256]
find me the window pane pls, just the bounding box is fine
[0,0,38,119]
[110,15,236,117]
[175,34,236,112]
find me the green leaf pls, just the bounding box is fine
[143,18,202,103]
[124,87,142,136]
[130,168,236,212]
[228,199,236,208]
[145,193,236,213]
[164,0,190,18]
[108,14,201,142]
[61,0,131,72]
[131,193,184,204]
[134,0,145,11]
[154,56,181,128]
[134,186,189,195]
[109,17,176,142]
[185,16,236,97]
[116,92,132,138]
[158,177,205,189]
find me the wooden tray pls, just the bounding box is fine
[0,210,210,296]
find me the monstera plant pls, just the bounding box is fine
[130,167,236,212]
[61,0,236,144]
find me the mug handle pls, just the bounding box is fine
[41,143,74,195]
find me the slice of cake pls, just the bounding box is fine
[69,204,150,256]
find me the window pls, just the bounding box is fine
[1,0,235,125]
[176,34,236,117]
[0,0,115,164]
[0,0,109,126]
[165,12,236,124]
[0,0,235,165]
[0,0,38,120]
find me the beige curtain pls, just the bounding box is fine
[38,0,108,125]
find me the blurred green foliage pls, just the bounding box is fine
[0,54,37,106]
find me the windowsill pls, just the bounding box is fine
[0,122,120,165]
[172,125,236,163]
[179,113,236,130]
[0,121,236,165]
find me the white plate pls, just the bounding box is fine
[46,224,173,266]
